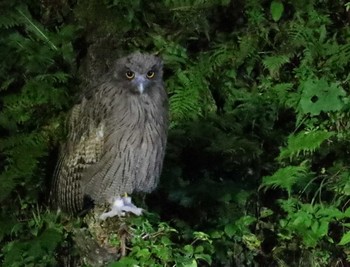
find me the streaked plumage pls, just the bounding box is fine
[51,52,168,213]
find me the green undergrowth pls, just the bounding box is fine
[1,0,350,266]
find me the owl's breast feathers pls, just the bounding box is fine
[51,82,168,213]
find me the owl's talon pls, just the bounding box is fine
[99,196,143,220]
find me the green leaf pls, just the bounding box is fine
[135,248,150,258]
[344,207,350,217]
[260,208,274,218]
[108,257,139,267]
[193,231,211,242]
[224,224,236,238]
[194,246,204,253]
[270,1,284,21]
[339,231,350,245]
[299,78,346,115]
[195,253,212,264]
[184,244,194,255]
[317,221,329,237]
[242,234,261,250]
[210,231,223,239]
[37,228,63,252]
[182,259,197,267]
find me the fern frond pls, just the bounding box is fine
[16,7,57,51]
[261,164,310,195]
[270,83,294,105]
[169,71,205,120]
[278,130,334,161]
[325,43,350,70]
[0,9,22,29]
[287,26,310,48]
[151,35,188,67]
[209,44,236,70]
[35,72,70,84]
[262,54,291,78]
[236,35,258,65]
[0,78,15,92]
[163,0,229,10]
[0,132,47,202]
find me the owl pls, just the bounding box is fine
[50,52,168,218]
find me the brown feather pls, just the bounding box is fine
[50,52,168,213]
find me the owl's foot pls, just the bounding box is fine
[99,195,143,220]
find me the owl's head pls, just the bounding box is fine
[112,52,164,95]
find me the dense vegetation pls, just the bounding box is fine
[1,0,350,266]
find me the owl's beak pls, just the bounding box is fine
[138,83,144,94]
[135,76,146,94]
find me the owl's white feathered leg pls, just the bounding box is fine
[99,195,143,220]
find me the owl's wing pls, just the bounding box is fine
[51,97,105,213]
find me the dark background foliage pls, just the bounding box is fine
[1,0,350,266]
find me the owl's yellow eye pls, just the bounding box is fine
[146,71,155,79]
[126,71,135,79]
